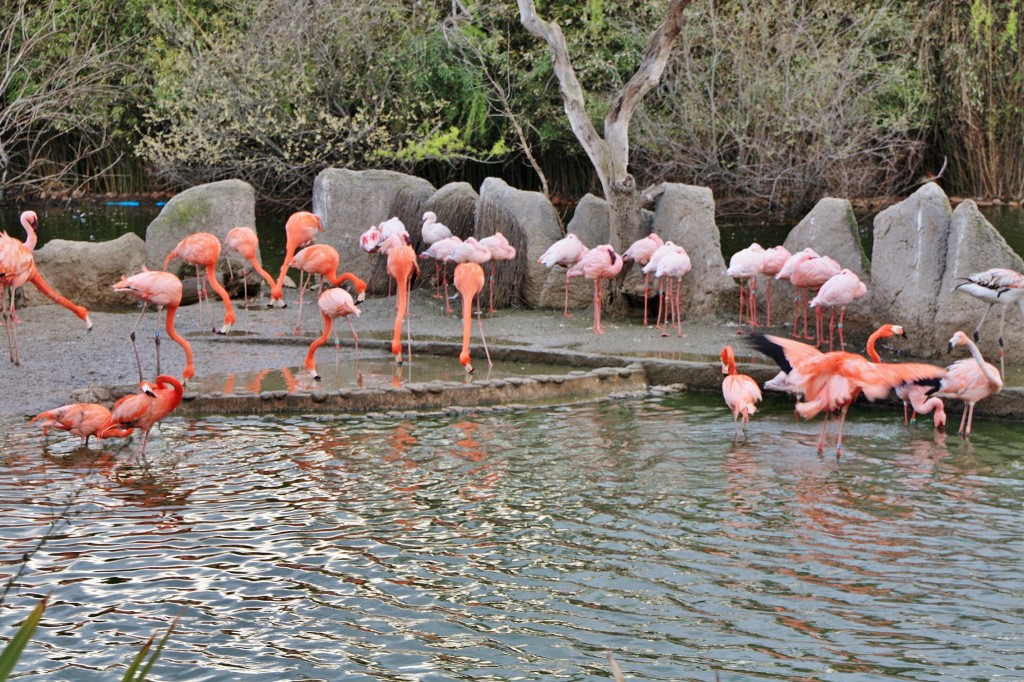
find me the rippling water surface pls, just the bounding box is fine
[2,394,1022,681]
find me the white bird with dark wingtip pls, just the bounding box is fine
[955,267,1024,377]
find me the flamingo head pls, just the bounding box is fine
[947,330,970,353]
[720,345,736,375]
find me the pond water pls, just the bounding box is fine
[2,392,1022,681]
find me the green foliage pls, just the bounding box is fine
[0,598,46,681]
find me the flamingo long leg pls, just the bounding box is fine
[765,279,773,326]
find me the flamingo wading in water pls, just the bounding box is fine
[721,344,762,438]
[936,330,1003,436]
[384,234,418,364]
[454,260,492,373]
[304,287,361,381]
[31,403,133,446]
[99,374,185,458]
[748,332,946,455]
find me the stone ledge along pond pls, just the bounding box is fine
[0,202,1022,680]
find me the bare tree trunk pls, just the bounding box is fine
[516,0,691,254]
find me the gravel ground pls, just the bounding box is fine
[0,287,742,420]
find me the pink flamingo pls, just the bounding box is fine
[420,211,454,297]
[809,269,867,351]
[478,232,517,312]
[449,238,492,315]
[790,254,841,345]
[622,233,664,326]
[936,330,1003,436]
[749,332,946,455]
[954,267,1024,378]
[721,344,762,438]
[99,374,184,458]
[223,226,277,306]
[113,269,196,381]
[15,210,93,330]
[420,235,463,313]
[648,245,691,337]
[385,234,418,364]
[290,244,366,334]
[31,403,133,446]
[0,232,34,364]
[759,245,791,326]
[538,233,589,317]
[567,244,624,334]
[272,211,323,307]
[454,261,492,373]
[865,323,946,429]
[727,243,766,333]
[304,287,361,381]
[164,232,236,334]
[643,241,687,330]
[776,248,818,336]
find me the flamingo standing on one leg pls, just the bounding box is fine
[622,233,663,326]
[454,261,492,373]
[164,232,236,334]
[99,374,184,458]
[538,233,589,317]
[113,269,196,381]
[478,232,517,313]
[776,247,819,337]
[809,269,867,351]
[420,211,453,296]
[304,287,361,381]
[721,344,762,438]
[954,267,1024,378]
[759,245,791,327]
[790,254,842,345]
[384,234,418,365]
[567,244,624,335]
[420,236,463,314]
[271,211,323,308]
[0,232,34,364]
[936,330,1003,437]
[727,243,766,333]
[651,245,692,337]
[30,403,133,446]
[223,226,277,307]
[289,244,366,334]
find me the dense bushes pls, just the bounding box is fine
[1,0,1020,215]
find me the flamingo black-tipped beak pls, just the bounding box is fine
[314,373,322,382]
[947,341,955,353]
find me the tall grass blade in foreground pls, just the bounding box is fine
[121,609,181,682]
[0,597,47,682]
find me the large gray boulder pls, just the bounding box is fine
[648,183,732,319]
[146,179,256,274]
[936,200,1024,362]
[476,177,562,308]
[27,233,147,311]
[869,183,952,354]
[312,168,435,295]
[783,198,868,279]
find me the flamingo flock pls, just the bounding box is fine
[12,208,1018,459]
